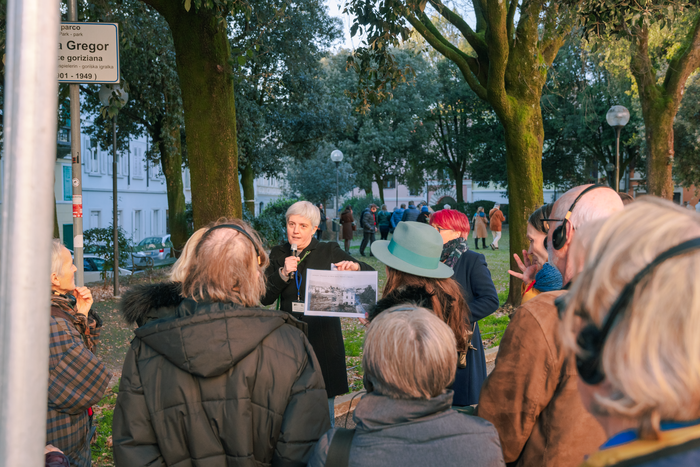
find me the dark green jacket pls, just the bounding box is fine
[377,210,392,227]
[113,282,330,467]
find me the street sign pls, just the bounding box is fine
[58,22,119,83]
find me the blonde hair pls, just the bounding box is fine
[51,238,65,276]
[363,306,457,399]
[561,196,700,438]
[169,228,207,282]
[181,218,269,306]
[286,201,321,227]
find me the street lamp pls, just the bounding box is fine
[99,84,129,297]
[606,105,630,192]
[330,149,343,243]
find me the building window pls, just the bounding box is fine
[58,128,69,143]
[90,148,99,174]
[133,210,142,242]
[259,201,264,215]
[62,166,72,201]
[90,211,101,229]
[184,168,191,189]
[121,151,128,175]
[385,177,396,189]
[152,210,160,236]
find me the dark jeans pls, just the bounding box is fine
[360,231,376,255]
[379,225,390,240]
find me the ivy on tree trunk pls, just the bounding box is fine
[142,0,242,228]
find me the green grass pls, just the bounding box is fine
[479,314,510,348]
[91,385,118,466]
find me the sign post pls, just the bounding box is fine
[59,18,119,285]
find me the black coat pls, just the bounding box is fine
[113,282,330,467]
[262,238,373,397]
[451,250,499,406]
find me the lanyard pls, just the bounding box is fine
[295,270,303,301]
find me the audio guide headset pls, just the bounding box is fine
[195,224,262,265]
[562,237,700,385]
[545,184,611,251]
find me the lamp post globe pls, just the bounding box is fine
[606,105,629,192]
[99,83,129,298]
[330,149,343,163]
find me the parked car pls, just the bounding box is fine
[83,255,133,283]
[130,235,172,267]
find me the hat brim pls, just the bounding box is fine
[370,241,454,279]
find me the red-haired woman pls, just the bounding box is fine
[430,209,499,406]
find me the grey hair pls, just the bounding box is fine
[51,238,65,276]
[285,201,321,228]
[363,305,457,399]
[552,185,623,230]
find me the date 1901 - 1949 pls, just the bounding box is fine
[58,72,96,80]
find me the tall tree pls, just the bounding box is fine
[674,73,700,190]
[284,143,356,204]
[231,0,342,215]
[346,0,574,304]
[570,1,700,198]
[83,0,188,253]
[138,0,242,228]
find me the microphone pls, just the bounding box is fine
[290,244,298,280]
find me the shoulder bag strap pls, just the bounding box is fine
[325,428,356,467]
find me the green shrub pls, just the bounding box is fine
[252,197,299,247]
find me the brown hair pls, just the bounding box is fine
[181,218,269,306]
[528,203,553,234]
[383,266,471,351]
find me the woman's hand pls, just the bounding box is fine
[73,286,93,317]
[281,256,301,276]
[508,250,541,284]
[334,261,360,271]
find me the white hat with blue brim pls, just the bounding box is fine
[370,221,454,279]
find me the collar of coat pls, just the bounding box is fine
[354,390,454,430]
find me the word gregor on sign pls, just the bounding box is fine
[58,22,120,84]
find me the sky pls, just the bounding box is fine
[323,0,360,51]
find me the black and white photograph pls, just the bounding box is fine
[304,269,378,318]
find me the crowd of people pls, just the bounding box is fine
[43,189,700,467]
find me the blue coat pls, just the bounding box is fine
[390,208,404,228]
[451,250,499,406]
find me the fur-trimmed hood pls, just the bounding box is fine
[120,281,184,327]
[368,285,435,321]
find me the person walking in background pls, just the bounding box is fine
[261,201,373,424]
[477,185,622,466]
[390,203,406,231]
[507,204,563,304]
[340,205,355,253]
[48,239,112,467]
[472,206,489,249]
[416,205,431,223]
[307,307,506,467]
[360,204,378,257]
[377,204,392,240]
[114,218,331,466]
[560,197,700,467]
[488,204,505,250]
[401,201,420,222]
[316,203,327,240]
[430,209,499,406]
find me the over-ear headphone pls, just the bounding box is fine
[551,185,611,250]
[572,237,700,385]
[196,224,262,265]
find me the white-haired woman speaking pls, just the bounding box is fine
[560,197,700,467]
[262,201,374,422]
[307,306,505,467]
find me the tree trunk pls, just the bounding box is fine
[452,169,464,204]
[643,110,675,199]
[144,1,241,229]
[53,192,60,239]
[241,163,256,217]
[159,126,188,258]
[376,177,385,204]
[501,101,545,306]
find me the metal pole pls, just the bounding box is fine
[395,174,398,209]
[0,0,60,465]
[112,116,119,296]
[335,161,340,243]
[615,126,622,193]
[68,0,84,286]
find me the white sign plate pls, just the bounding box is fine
[58,22,120,83]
